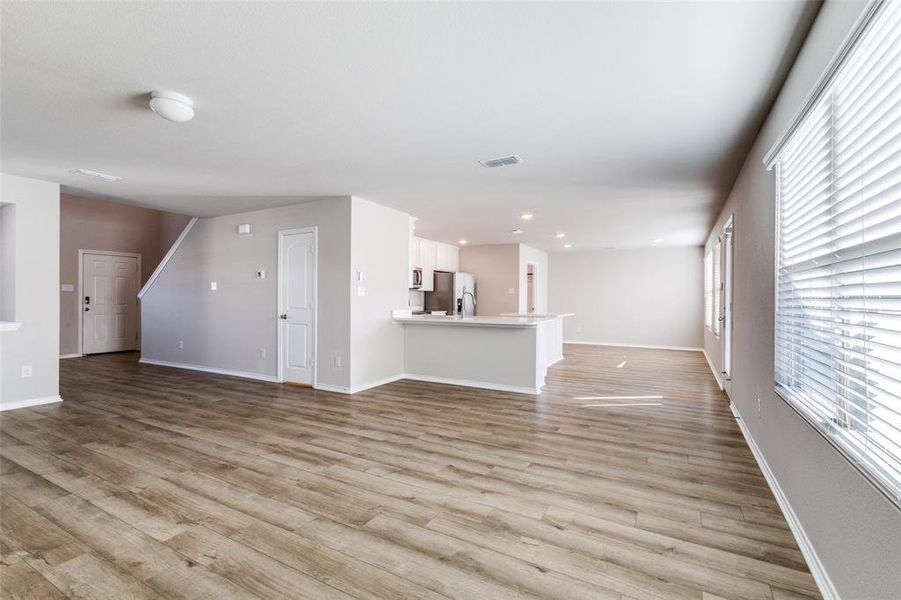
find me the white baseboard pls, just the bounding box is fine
[138,358,279,383]
[564,340,703,352]
[402,373,540,395]
[703,349,724,390]
[348,374,406,394]
[59,353,82,360]
[729,402,837,600]
[313,383,351,394]
[547,355,565,367]
[0,395,63,412]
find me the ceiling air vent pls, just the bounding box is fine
[479,155,523,168]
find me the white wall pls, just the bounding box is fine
[703,1,901,597]
[349,197,408,390]
[0,174,61,409]
[549,247,703,350]
[141,198,353,389]
[0,203,15,322]
[518,244,548,314]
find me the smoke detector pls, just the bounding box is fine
[479,155,522,168]
[149,90,195,123]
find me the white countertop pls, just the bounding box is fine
[394,314,567,328]
[499,313,575,318]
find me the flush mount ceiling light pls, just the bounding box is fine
[479,155,522,168]
[653,238,663,243]
[520,213,534,221]
[564,243,573,249]
[555,233,566,238]
[70,168,122,182]
[459,239,468,245]
[149,90,195,122]
[510,229,524,235]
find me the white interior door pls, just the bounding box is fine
[279,230,316,385]
[82,253,138,354]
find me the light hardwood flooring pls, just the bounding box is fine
[0,345,819,599]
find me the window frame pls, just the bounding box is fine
[768,0,901,509]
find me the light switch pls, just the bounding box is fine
[210,282,218,291]
[357,271,364,282]
[357,286,366,297]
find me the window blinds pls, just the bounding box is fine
[773,0,901,506]
[704,252,714,330]
[714,240,722,336]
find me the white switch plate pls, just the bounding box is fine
[357,286,365,297]
[21,365,32,378]
[508,287,515,295]
[61,284,74,292]
[177,340,184,350]
[260,348,267,359]
[334,355,342,368]
[210,282,218,291]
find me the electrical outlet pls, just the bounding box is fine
[260,348,267,359]
[21,365,32,378]
[177,340,184,350]
[576,326,582,333]
[334,355,342,368]
[210,281,218,291]
[357,286,365,297]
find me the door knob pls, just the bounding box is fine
[279,314,288,320]
[84,307,90,312]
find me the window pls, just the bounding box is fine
[713,239,722,336]
[771,0,901,506]
[704,251,714,330]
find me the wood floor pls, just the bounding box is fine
[0,345,819,600]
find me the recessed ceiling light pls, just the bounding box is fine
[521,213,534,221]
[555,233,566,238]
[564,243,573,249]
[70,168,122,182]
[510,229,524,234]
[150,90,195,123]
[479,155,522,168]
[653,238,663,243]
[459,239,467,245]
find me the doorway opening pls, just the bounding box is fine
[79,250,141,355]
[277,227,318,386]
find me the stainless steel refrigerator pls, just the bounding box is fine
[425,271,476,316]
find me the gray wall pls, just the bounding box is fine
[704,1,901,597]
[349,197,408,389]
[141,198,353,389]
[0,173,60,407]
[549,247,704,349]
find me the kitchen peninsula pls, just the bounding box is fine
[392,313,572,394]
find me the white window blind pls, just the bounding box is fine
[773,0,901,506]
[704,251,714,330]
[713,239,722,336]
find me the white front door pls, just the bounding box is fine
[279,230,316,385]
[82,253,138,354]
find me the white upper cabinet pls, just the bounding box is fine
[410,234,459,290]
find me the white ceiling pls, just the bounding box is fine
[1,1,817,251]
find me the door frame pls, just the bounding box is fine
[276,227,318,386]
[721,215,734,397]
[525,261,540,314]
[77,249,142,356]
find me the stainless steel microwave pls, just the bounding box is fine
[411,267,423,288]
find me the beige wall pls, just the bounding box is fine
[703,1,901,597]
[459,244,519,316]
[59,193,190,356]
